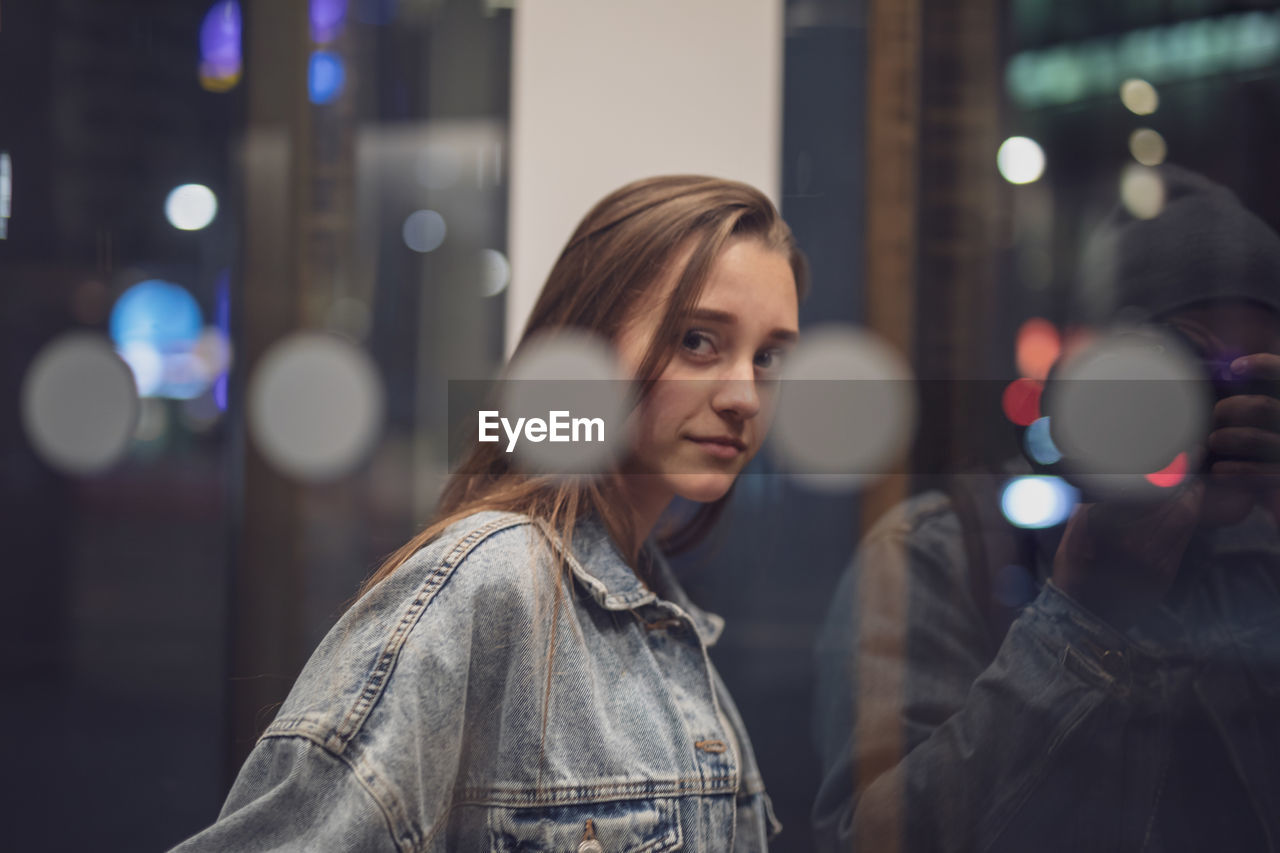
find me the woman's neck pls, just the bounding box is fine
[616,477,672,562]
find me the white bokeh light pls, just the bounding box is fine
[247,332,386,481]
[1044,328,1209,501]
[1120,164,1166,220]
[477,249,511,298]
[1129,128,1167,167]
[770,324,917,492]
[499,329,632,476]
[165,184,218,231]
[997,136,1046,185]
[402,209,447,253]
[1119,78,1159,116]
[20,333,140,475]
[1000,476,1077,529]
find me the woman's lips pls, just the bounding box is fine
[687,437,746,459]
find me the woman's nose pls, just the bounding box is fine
[711,359,761,419]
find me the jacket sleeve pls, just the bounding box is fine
[812,495,1157,852]
[169,735,404,852]
[168,519,535,853]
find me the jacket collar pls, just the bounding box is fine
[535,513,726,647]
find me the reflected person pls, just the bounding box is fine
[813,165,1280,851]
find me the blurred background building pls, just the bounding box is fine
[1,0,1278,849]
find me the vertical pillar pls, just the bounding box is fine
[227,0,310,781]
[857,1,920,843]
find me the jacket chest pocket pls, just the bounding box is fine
[487,797,682,852]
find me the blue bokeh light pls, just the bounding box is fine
[1024,416,1063,465]
[110,280,204,349]
[308,51,346,104]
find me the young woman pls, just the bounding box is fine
[173,175,806,852]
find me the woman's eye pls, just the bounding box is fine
[755,348,784,372]
[681,330,715,355]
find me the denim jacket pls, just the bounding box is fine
[173,510,780,852]
[813,490,1280,852]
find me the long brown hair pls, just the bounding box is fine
[358,175,807,599]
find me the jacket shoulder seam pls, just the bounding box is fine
[321,513,536,753]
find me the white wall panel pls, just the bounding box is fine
[507,0,784,351]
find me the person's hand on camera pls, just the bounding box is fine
[1203,352,1280,526]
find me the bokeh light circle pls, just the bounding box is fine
[1023,416,1063,466]
[402,209,447,253]
[1120,164,1166,220]
[477,249,511,298]
[1044,328,1210,500]
[110,279,204,349]
[1129,128,1167,167]
[247,332,385,481]
[308,50,346,104]
[20,333,140,475]
[997,136,1046,185]
[165,184,218,231]
[1000,476,1078,529]
[1119,78,1159,116]
[1001,377,1043,427]
[770,325,917,492]
[499,330,632,476]
[310,0,347,44]
[1015,317,1061,380]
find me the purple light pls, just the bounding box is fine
[214,269,230,411]
[200,1,242,81]
[311,0,348,45]
[214,373,228,412]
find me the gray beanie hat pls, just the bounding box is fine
[1073,163,1280,324]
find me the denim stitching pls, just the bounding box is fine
[254,731,423,853]
[454,778,740,807]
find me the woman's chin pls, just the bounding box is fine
[670,472,737,504]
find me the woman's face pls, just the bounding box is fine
[614,237,799,512]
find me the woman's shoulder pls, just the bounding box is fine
[264,510,557,740]
[349,508,562,636]
[385,508,546,595]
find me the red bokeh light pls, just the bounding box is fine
[1002,378,1043,427]
[1144,451,1189,488]
[1016,317,1061,381]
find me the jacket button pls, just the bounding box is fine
[579,818,604,853]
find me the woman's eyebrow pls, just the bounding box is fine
[689,308,799,342]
